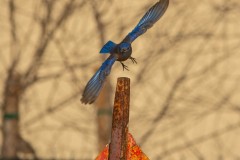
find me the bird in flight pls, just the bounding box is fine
[81,0,169,104]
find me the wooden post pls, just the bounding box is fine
[109,77,130,160]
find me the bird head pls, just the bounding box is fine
[118,42,131,53]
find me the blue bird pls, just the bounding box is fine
[81,0,169,104]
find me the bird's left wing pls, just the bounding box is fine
[122,0,169,43]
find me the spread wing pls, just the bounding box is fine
[81,55,116,104]
[122,0,169,43]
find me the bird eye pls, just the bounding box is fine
[121,47,128,53]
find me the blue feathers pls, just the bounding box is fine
[136,0,169,28]
[123,0,169,43]
[81,56,116,104]
[81,0,169,104]
[100,41,117,53]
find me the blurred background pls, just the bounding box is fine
[0,0,240,159]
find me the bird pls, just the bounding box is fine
[81,0,169,104]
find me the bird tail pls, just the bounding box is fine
[81,56,116,104]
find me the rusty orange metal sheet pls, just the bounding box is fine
[95,133,149,160]
[95,144,109,160]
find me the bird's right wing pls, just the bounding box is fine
[123,0,169,43]
[81,55,116,104]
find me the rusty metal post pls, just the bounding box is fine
[109,77,130,160]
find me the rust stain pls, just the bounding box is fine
[109,77,130,160]
[96,133,150,160]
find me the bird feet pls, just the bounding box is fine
[120,57,137,71]
[120,62,129,71]
[130,57,137,64]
